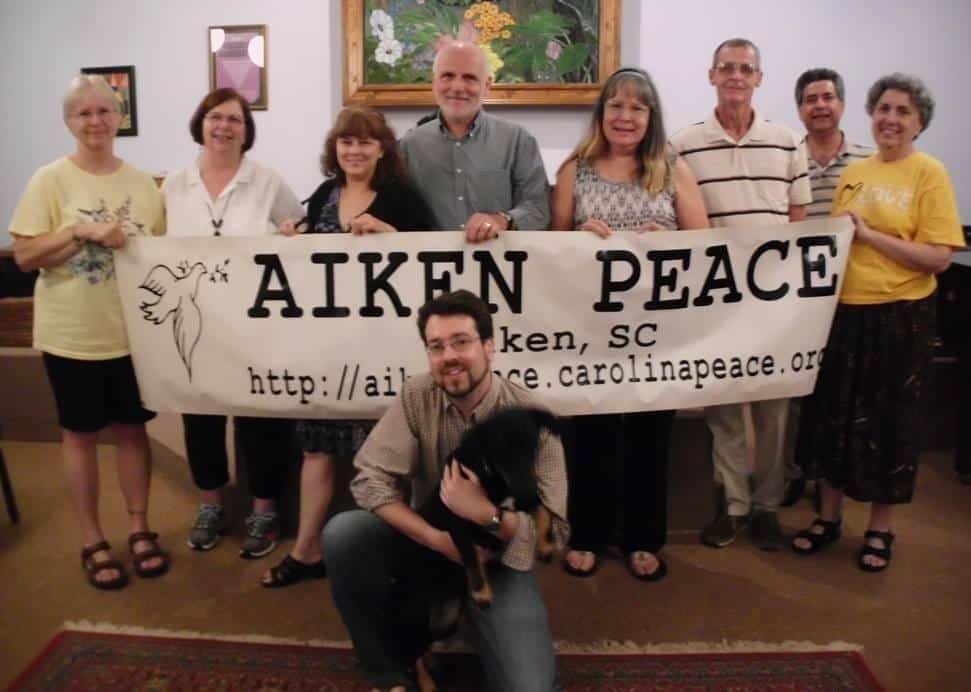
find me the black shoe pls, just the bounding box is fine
[749,510,785,552]
[780,476,806,507]
[959,472,971,486]
[700,513,748,548]
[261,554,327,588]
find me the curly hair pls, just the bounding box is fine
[865,73,935,134]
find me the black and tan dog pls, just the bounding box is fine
[435,405,559,608]
[388,406,561,662]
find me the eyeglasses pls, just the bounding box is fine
[714,62,759,77]
[72,108,117,121]
[425,335,481,357]
[205,113,245,126]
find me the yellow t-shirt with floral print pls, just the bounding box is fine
[832,151,964,305]
[9,157,165,359]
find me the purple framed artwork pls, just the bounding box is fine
[209,25,268,110]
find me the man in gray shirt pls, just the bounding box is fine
[400,41,550,239]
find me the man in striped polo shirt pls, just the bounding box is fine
[671,38,811,551]
[796,68,874,219]
[781,69,874,507]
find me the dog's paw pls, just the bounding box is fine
[471,583,493,609]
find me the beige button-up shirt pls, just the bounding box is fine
[351,372,569,571]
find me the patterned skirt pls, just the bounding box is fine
[294,419,375,458]
[796,294,936,504]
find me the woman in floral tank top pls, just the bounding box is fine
[551,67,708,581]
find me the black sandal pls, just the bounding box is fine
[858,529,895,572]
[562,550,599,578]
[791,517,842,555]
[261,554,327,588]
[81,541,129,590]
[627,551,667,582]
[128,531,170,578]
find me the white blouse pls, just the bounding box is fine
[161,157,303,237]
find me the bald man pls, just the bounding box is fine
[400,41,550,240]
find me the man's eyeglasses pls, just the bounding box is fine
[425,335,481,357]
[205,113,245,126]
[714,62,759,77]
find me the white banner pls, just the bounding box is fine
[115,217,853,418]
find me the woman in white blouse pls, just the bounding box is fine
[162,88,303,559]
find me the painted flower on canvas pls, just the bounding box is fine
[363,0,600,85]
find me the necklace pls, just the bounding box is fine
[205,188,235,236]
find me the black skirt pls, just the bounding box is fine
[796,294,936,504]
[294,419,374,457]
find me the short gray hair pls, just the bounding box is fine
[62,74,119,124]
[865,72,935,133]
[712,38,761,69]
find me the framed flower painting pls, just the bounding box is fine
[342,0,620,106]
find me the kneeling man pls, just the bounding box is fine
[323,290,568,692]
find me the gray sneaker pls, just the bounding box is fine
[187,504,227,551]
[749,510,785,552]
[240,511,279,559]
[700,513,748,548]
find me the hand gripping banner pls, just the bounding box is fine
[115,217,853,418]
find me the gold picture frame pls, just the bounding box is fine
[342,0,620,107]
[209,24,268,110]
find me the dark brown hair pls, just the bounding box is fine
[188,88,255,152]
[321,107,407,187]
[417,290,494,344]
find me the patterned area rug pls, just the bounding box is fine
[6,628,884,691]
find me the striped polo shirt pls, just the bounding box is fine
[803,133,874,218]
[671,110,812,228]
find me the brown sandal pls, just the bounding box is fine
[128,531,170,578]
[81,541,129,590]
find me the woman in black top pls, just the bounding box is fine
[263,107,434,587]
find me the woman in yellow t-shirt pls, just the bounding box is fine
[9,75,168,590]
[793,74,965,571]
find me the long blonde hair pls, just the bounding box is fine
[562,68,672,196]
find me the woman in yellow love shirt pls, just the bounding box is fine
[10,75,167,590]
[793,73,965,572]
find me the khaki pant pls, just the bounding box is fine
[705,398,789,516]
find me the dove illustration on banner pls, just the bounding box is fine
[138,259,229,380]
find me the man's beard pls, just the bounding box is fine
[440,363,487,400]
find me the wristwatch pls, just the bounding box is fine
[497,211,516,230]
[483,506,505,533]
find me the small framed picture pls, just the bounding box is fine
[209,24,268,110]
[80,65,138,136]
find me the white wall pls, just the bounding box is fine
[3,1,969,247]
[1,0,336,246]
[641,0,971,210]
